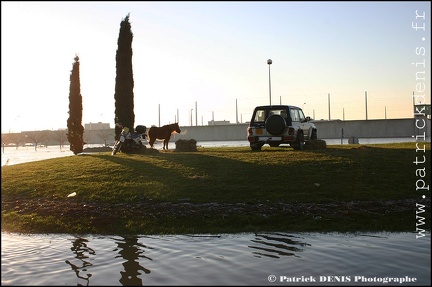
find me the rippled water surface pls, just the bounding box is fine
[1,232,430,286]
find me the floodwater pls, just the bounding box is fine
[1,232,430,286]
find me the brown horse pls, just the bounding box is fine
[148,123,181,150]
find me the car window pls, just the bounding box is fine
[254,110,266,122]
[290,109,300,122]
[270,109,285,116]
[280,110,288,119]
[298,109,305,122]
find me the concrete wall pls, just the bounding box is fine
[312,118,431,139]
[172,124,249,141]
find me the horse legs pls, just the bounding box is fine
[149,137,155,148]
[163,137,171,150]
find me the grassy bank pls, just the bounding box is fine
[1,142,430,235]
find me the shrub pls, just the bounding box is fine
[143,146,159,154]
[175,139,197,152]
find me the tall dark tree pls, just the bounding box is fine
[67,55,84,155]
[114,13,135,139]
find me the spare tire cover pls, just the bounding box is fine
[265,114,286,135]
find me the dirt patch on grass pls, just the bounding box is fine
[2,195,428,222]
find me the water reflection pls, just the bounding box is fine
[65,237,95,286]
[249,233,311,258]
[113,236,152,286]
[1,232,430,286]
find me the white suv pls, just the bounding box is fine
[247,105,317,151]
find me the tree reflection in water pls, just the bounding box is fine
[249,233,311,258]
[114,236,152,286]
[65,237,96,286]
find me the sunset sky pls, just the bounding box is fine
[1,1,430,133]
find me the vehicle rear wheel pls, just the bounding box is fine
[132,142,143,153]
[293,132,305,150]
[250,143,263,151]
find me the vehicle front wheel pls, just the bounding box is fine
[112,142,122,155]
[310,129,317,140]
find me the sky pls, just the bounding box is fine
[1,1,431,133]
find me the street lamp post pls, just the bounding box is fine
[267,59,272,105]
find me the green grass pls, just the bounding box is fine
[1,142,430,234]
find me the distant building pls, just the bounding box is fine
[208,120,231,125]
[84,122,110,130]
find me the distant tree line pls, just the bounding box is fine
[1,129,115,151]
[1,130,68,151]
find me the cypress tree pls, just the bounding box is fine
[114,13,135,139]
[67,55,84,155]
